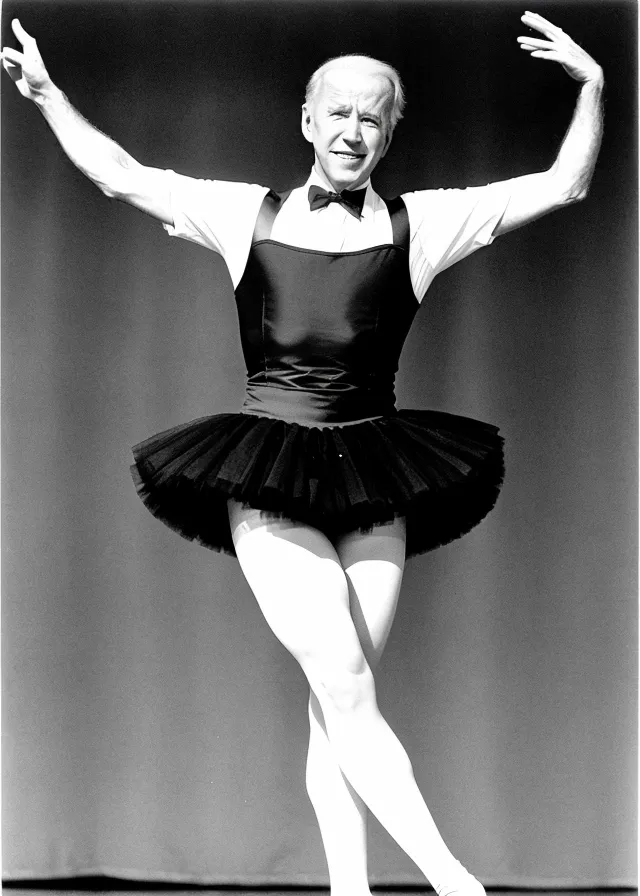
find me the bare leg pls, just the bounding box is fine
[228,501,484,896]
[305,521,406,896]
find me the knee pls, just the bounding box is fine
[311,653,376,716]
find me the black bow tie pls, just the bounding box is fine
[308,185,367,219]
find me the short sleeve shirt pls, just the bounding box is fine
[161,166,513,303]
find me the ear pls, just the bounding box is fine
[381,129,393,158]
[301,103,314,144]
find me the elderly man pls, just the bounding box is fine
[2,13,603,896]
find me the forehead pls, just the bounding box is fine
[315,68,393,113]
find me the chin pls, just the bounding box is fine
[323,163,365,185]
[334,170,365,188]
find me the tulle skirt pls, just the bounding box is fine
[130,409,504,559]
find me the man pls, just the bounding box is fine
[2,12,604,896]
[1,13,603,261]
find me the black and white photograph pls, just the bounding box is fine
[1,0,636,891]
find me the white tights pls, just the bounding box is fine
[228,501,484,896]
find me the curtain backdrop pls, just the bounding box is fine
[2,0,636,887]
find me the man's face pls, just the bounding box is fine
[301,67,393,192]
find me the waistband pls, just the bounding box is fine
[241,382,396,426]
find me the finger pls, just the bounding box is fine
[1,46,24,63]
[517,36,555,48]
[11,18,34,45]
[522,11,563,30]
[521,11,565,38]
[529,49,563,62]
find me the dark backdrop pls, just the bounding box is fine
[2,0,637,886]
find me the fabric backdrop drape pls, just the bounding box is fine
[2,0,636,887]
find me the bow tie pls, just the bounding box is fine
[308,185,367,219]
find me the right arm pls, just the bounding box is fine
[1,18,171,224]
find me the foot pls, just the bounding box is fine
[433,859,486,896]
[330,889,373,896]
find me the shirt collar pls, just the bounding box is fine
[305,166,374,217]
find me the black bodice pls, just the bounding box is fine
[233,195,419,424]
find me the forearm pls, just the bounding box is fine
[32,81,136,198]
[550,73,605,201]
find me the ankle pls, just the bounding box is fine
[433,859,485,896]
[330,887,372,896]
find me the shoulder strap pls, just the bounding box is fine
[384,195,410,251]
[253,189,409,248]
[252,189,293,243]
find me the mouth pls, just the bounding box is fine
[331,151,365,160]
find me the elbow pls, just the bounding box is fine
[560,189,587,206]
[97,172,131,201]
[98,155,139,200]
[546,164,590,206]
[99,184,118,199]
[555,176,588,206]
[85,169,124,199]
[551,180,589,208]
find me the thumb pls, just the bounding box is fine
[12,19,33,42]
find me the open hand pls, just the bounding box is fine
[1,19,52,99]
[517,11,603,83]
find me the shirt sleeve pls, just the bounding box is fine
[162,169,270,287]
[402,179,513,302]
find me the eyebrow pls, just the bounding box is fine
[327,104,382,123]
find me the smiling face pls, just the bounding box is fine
[301,66,394,192]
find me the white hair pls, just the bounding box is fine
[304,55,406,134]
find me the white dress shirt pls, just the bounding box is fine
[162,164,513,303]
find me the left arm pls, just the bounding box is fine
[493,11,604,237]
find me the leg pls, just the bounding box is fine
[305,519,407,896]
[228,501,483,895]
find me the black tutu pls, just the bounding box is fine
[130,409,504,559]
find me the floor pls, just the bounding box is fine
[3,888,637,896]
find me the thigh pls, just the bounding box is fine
[334,516,407,670]
[228,499,367,681]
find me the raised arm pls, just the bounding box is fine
[1,19,172,224]
[492,11,604,237]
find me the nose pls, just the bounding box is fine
[343,111,363,144]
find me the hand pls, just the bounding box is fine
[517,11,604,84]
[1,19,53,99]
